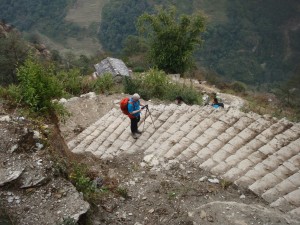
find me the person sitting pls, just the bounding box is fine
[175,96,184,105]
[212,98,224,108]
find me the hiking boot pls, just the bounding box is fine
[131,133,138,139]
[136,130,143,134]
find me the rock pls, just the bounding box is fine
[180,164,186,170]
[9,144,18,153]
[199,176,207,182]
[7,196,14,203]
[208,178,219,184]
[20,176,50,188]
[0,169,24,186]
[148,208,155,213]
[36,159,43,166]
[58,98,68,104]
[67,97,79,102]
[80,92,96,99]
[200,210,207,219]
[143,154,154,163]
[207,215,214,222]
[35,143,44,150]
[33,130,40,139]
[0,115,10,122]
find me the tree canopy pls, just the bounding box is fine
[137,6,205,74]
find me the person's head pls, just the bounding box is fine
[175,96,183,105]
[132,93,140,102]
[213,98,218,104]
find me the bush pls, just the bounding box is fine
[93,73,114,94]
[68,163,97,199]
[132,66,146,73]
[0,84,21,104]
[17,57,63,112]
[57,69,83,96]
[123,69,202,104]
[231,81,247,93]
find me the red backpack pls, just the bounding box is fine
[120,98,133,117]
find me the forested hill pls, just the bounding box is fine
[0,0,299,86]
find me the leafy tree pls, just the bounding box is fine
[0,31,29,85]
[99,0,150,53]
[137,6,205,74]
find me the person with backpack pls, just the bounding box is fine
[211,97,224,108]
[120,93,145,139]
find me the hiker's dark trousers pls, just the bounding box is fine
[130,116,140,133]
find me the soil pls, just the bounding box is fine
[60,93,299,225]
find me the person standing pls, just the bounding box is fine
[128,93,145,139]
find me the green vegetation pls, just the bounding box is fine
[17,56,63,112]
[1,0,299,88]
[198,0,300,86]
[0,0,83,43]
[0,53,117,117]
[0,30,29,85]
[137,6,205,74]
[123,69,202,104]
[58,217,77,225]
[99,0,151,53]
[68,163,99,200]
[116,187,129,199]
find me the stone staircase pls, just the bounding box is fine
[67,104,300,217]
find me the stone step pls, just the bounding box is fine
[249,154,300,196]
[270,188,300,212]
[164,109,228,162]
[67,110,116,150]
[234,125,299,187]
[199,115,259,172]
[143,106,205,156]
[68,102,300,217]
[261,172,300,203]
[220,119,292,181]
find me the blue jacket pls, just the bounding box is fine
[128,98,141,117]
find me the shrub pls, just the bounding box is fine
[58,217,77,225]
[57,69,83,96]
[68,163,97,199]
[93,73,114,94]
[123,69,202,104]
[0,84,21,104]
[17,56,63,112]
[132,66,146,73]
[231,81,247,93]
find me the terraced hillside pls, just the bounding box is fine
[67,103,300,218]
